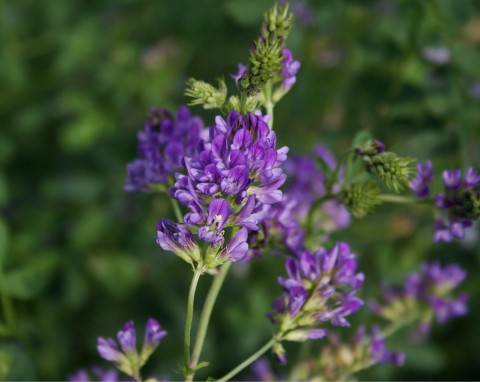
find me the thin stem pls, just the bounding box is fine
[379,194,433,205]
[264,81,274,128]
[216,338,275,382]
[188,262,232,381]
[306,194,337,234]
[184,266,203,376]
[171,198,184,223]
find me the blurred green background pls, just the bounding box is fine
[1,0,480,380]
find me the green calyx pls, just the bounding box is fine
[342,181,382,218]
[363,152,415,193]
[261,3,294,43]
[185,78,227,110]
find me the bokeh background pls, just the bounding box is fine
[1,0,480,380]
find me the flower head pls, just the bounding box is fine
[124,106,207,192]
[97,319,167,378]
[269,242,364,362]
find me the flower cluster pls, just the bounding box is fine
[372,262,468,334]
[318,326,405,380]
[97,319,167,379]
[269,242,364,363]
[124,106,207,192]
[434,168,480,242]
[269,146,350,253]
[160,111,288,268]
[410,163,480,242]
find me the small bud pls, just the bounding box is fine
[355,139,386,156]
[185,78,227,110]
[261,3,294,43]
[342,181,382,218]
[272,342,287,364]
[156,218,201,265]
[97,338,124,363]
[363,152,415,192]
[141,318,167,364]
[117,321,137,354]
[283,328,327,342]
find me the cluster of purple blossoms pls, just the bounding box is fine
[97,318,167,378]
[319,326,404,379]
[372,262,468,334]
[159,111,288,268]
[270,146,350,253]
[410,163,480,242]
[124,106,207,192]
[269,242,364,363]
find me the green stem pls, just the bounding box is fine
[171,198,184,223]
[184,266,203,376]
[187,262,232,381]
[306,194,337,234]
[379,194,433,205]
[216,338,275,382]
[264,81,274,128]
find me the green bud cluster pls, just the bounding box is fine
[261,3,293,42]
[185,78,227,110]
[362,152,415,193]
[342,181,382,218]
[239,3,293,96]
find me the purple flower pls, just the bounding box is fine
[198,199,231,244]
[370,327,405,366]
[413,165,480,242]
[443,169,462,190]
[97,338,124,363]
[124,106,207,192]
[117,321,136,354]
[409,161,433,198]
[270,242,364,351]
[156,218,201,265]
[231,63,247,85]
[423,46,451,65]
[97,319,168,376]
[220,228,249,261]
[280,48,301,91]
[144,318,167,349]
[374,262,468,334]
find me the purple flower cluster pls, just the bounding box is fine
[270,146,350,253]
[269,242,364,362]
[410,163,480,242]
[97,318,167,377]
[406,262,468,327]
[372,262,468,334]
[162,111,288,266]
[125,106,207,192]
[319,325,404,378]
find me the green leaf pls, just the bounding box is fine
[0,341,36,380]
[0,254,58,300]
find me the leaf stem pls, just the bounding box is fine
[379,194,432,204]
[216,338,275,382]
[171,198,184,223]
